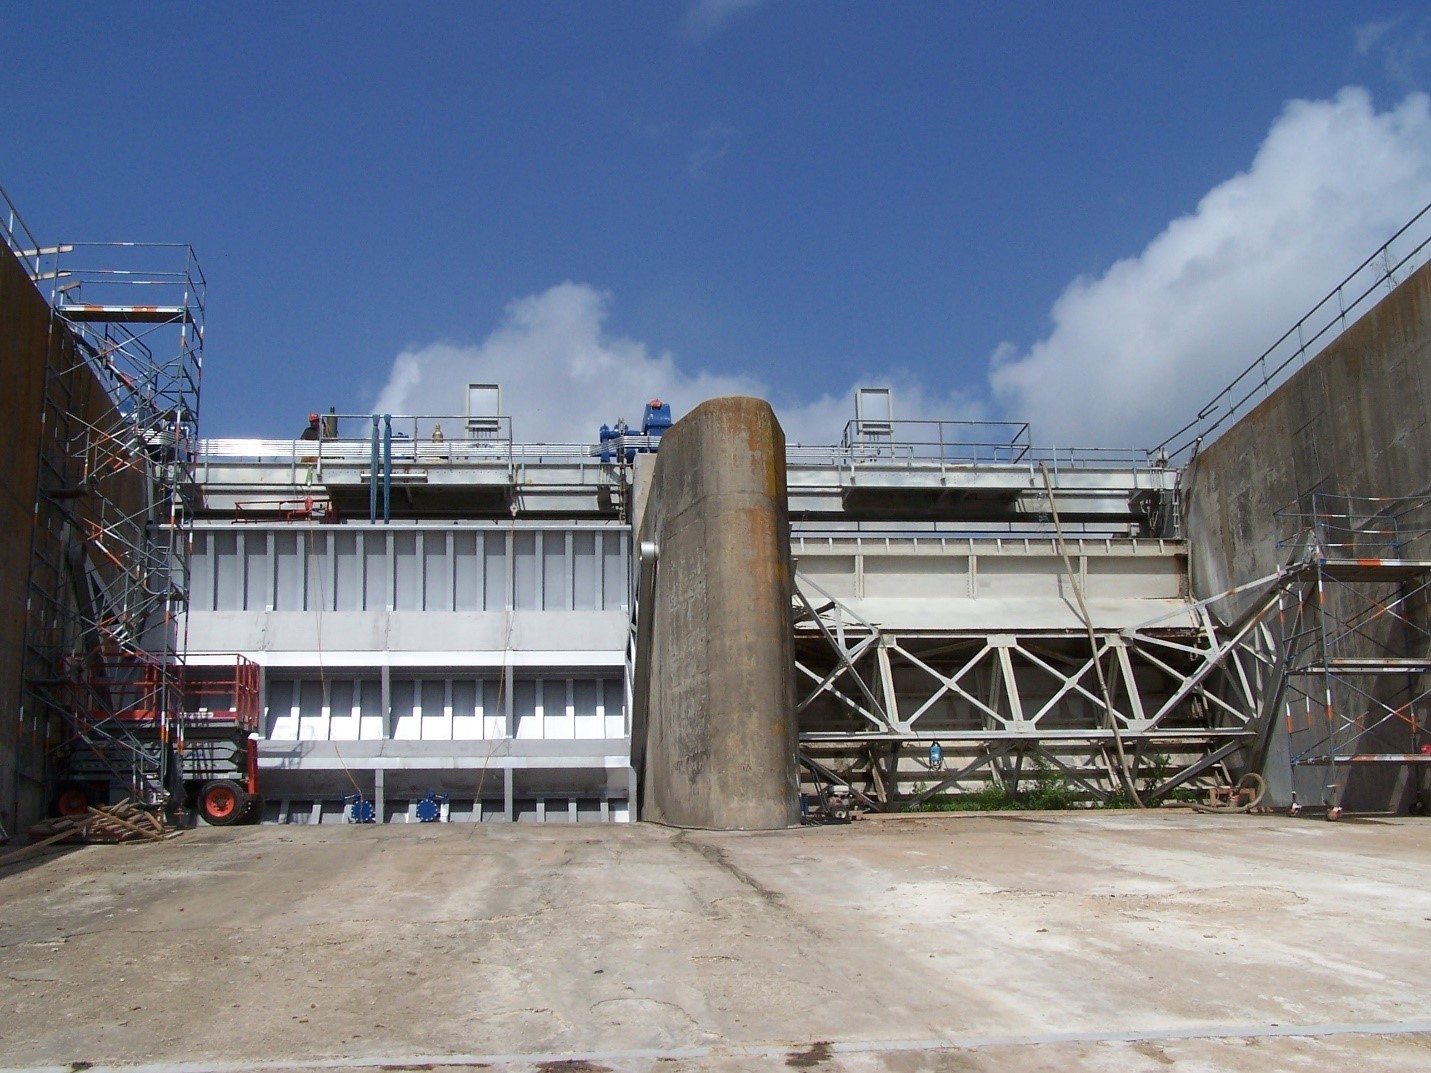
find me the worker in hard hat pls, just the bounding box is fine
[298,411,323,479]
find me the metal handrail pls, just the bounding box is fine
[840,418,1031,463]
[195,436,603,464]
[0,183,45,278]
[1023,445,1163,469]
[1152,200,1431,463]
[199,407,1177,475]
[788,443,1159,471]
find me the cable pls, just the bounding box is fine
[1190,771,1266,814]
[1039,463,1145,808]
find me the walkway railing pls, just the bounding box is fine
[839,418,1031,463]
[202,432,1163,474]
[1151,200,1431,464]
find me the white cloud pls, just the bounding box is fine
[989,87,1431,448]
[372,282,979,448]
[1355,18,1399,57]
[1356,15,1431,91]
[688,121,740,178]
[681,0,768,42]
[377,88,1431,454]
[375,283,753,444]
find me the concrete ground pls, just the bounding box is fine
[2,811,1430,1073]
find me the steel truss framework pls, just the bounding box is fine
[1272,494,1431,814]
[21,242,205,808]
[794,572,1281,809]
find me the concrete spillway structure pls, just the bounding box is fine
[8,174,1426,827]
[632,397,800,830]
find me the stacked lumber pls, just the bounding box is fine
[0,800,179,869]
[77,800,172,843]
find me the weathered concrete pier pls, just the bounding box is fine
[632,397,800,830]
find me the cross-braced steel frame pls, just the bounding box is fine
[794,571,1281,809]
[20,242,205,809]
[1272,494,1431,816]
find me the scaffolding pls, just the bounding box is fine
[20,239,205,811]
[1272,494,1431,817]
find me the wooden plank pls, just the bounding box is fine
[84,807,163,841]
[0,822,93,868]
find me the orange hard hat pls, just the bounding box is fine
[308,412,320,422]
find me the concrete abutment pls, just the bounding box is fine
[632,396,800,830]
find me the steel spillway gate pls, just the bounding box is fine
[792,539,1281,809]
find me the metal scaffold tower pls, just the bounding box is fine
[1272,494,1431,817]
[20,240,205,811]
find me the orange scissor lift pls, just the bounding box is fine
[55,653,263,825]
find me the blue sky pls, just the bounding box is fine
[4,2,1431,446]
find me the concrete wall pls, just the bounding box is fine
[1185,258,1431,809]
[1,242,52,838]
[632,397,800,830]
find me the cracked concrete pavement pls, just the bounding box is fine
[2,810,1431,1071]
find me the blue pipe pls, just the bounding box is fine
[369,416,379,523]
[382,414,392,524]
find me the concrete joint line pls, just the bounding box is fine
[7,1020,1431,1073]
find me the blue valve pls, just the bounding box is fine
[345,792,376,824]
[415,791,448,823]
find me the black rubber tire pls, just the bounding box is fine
[198,780,246,826]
